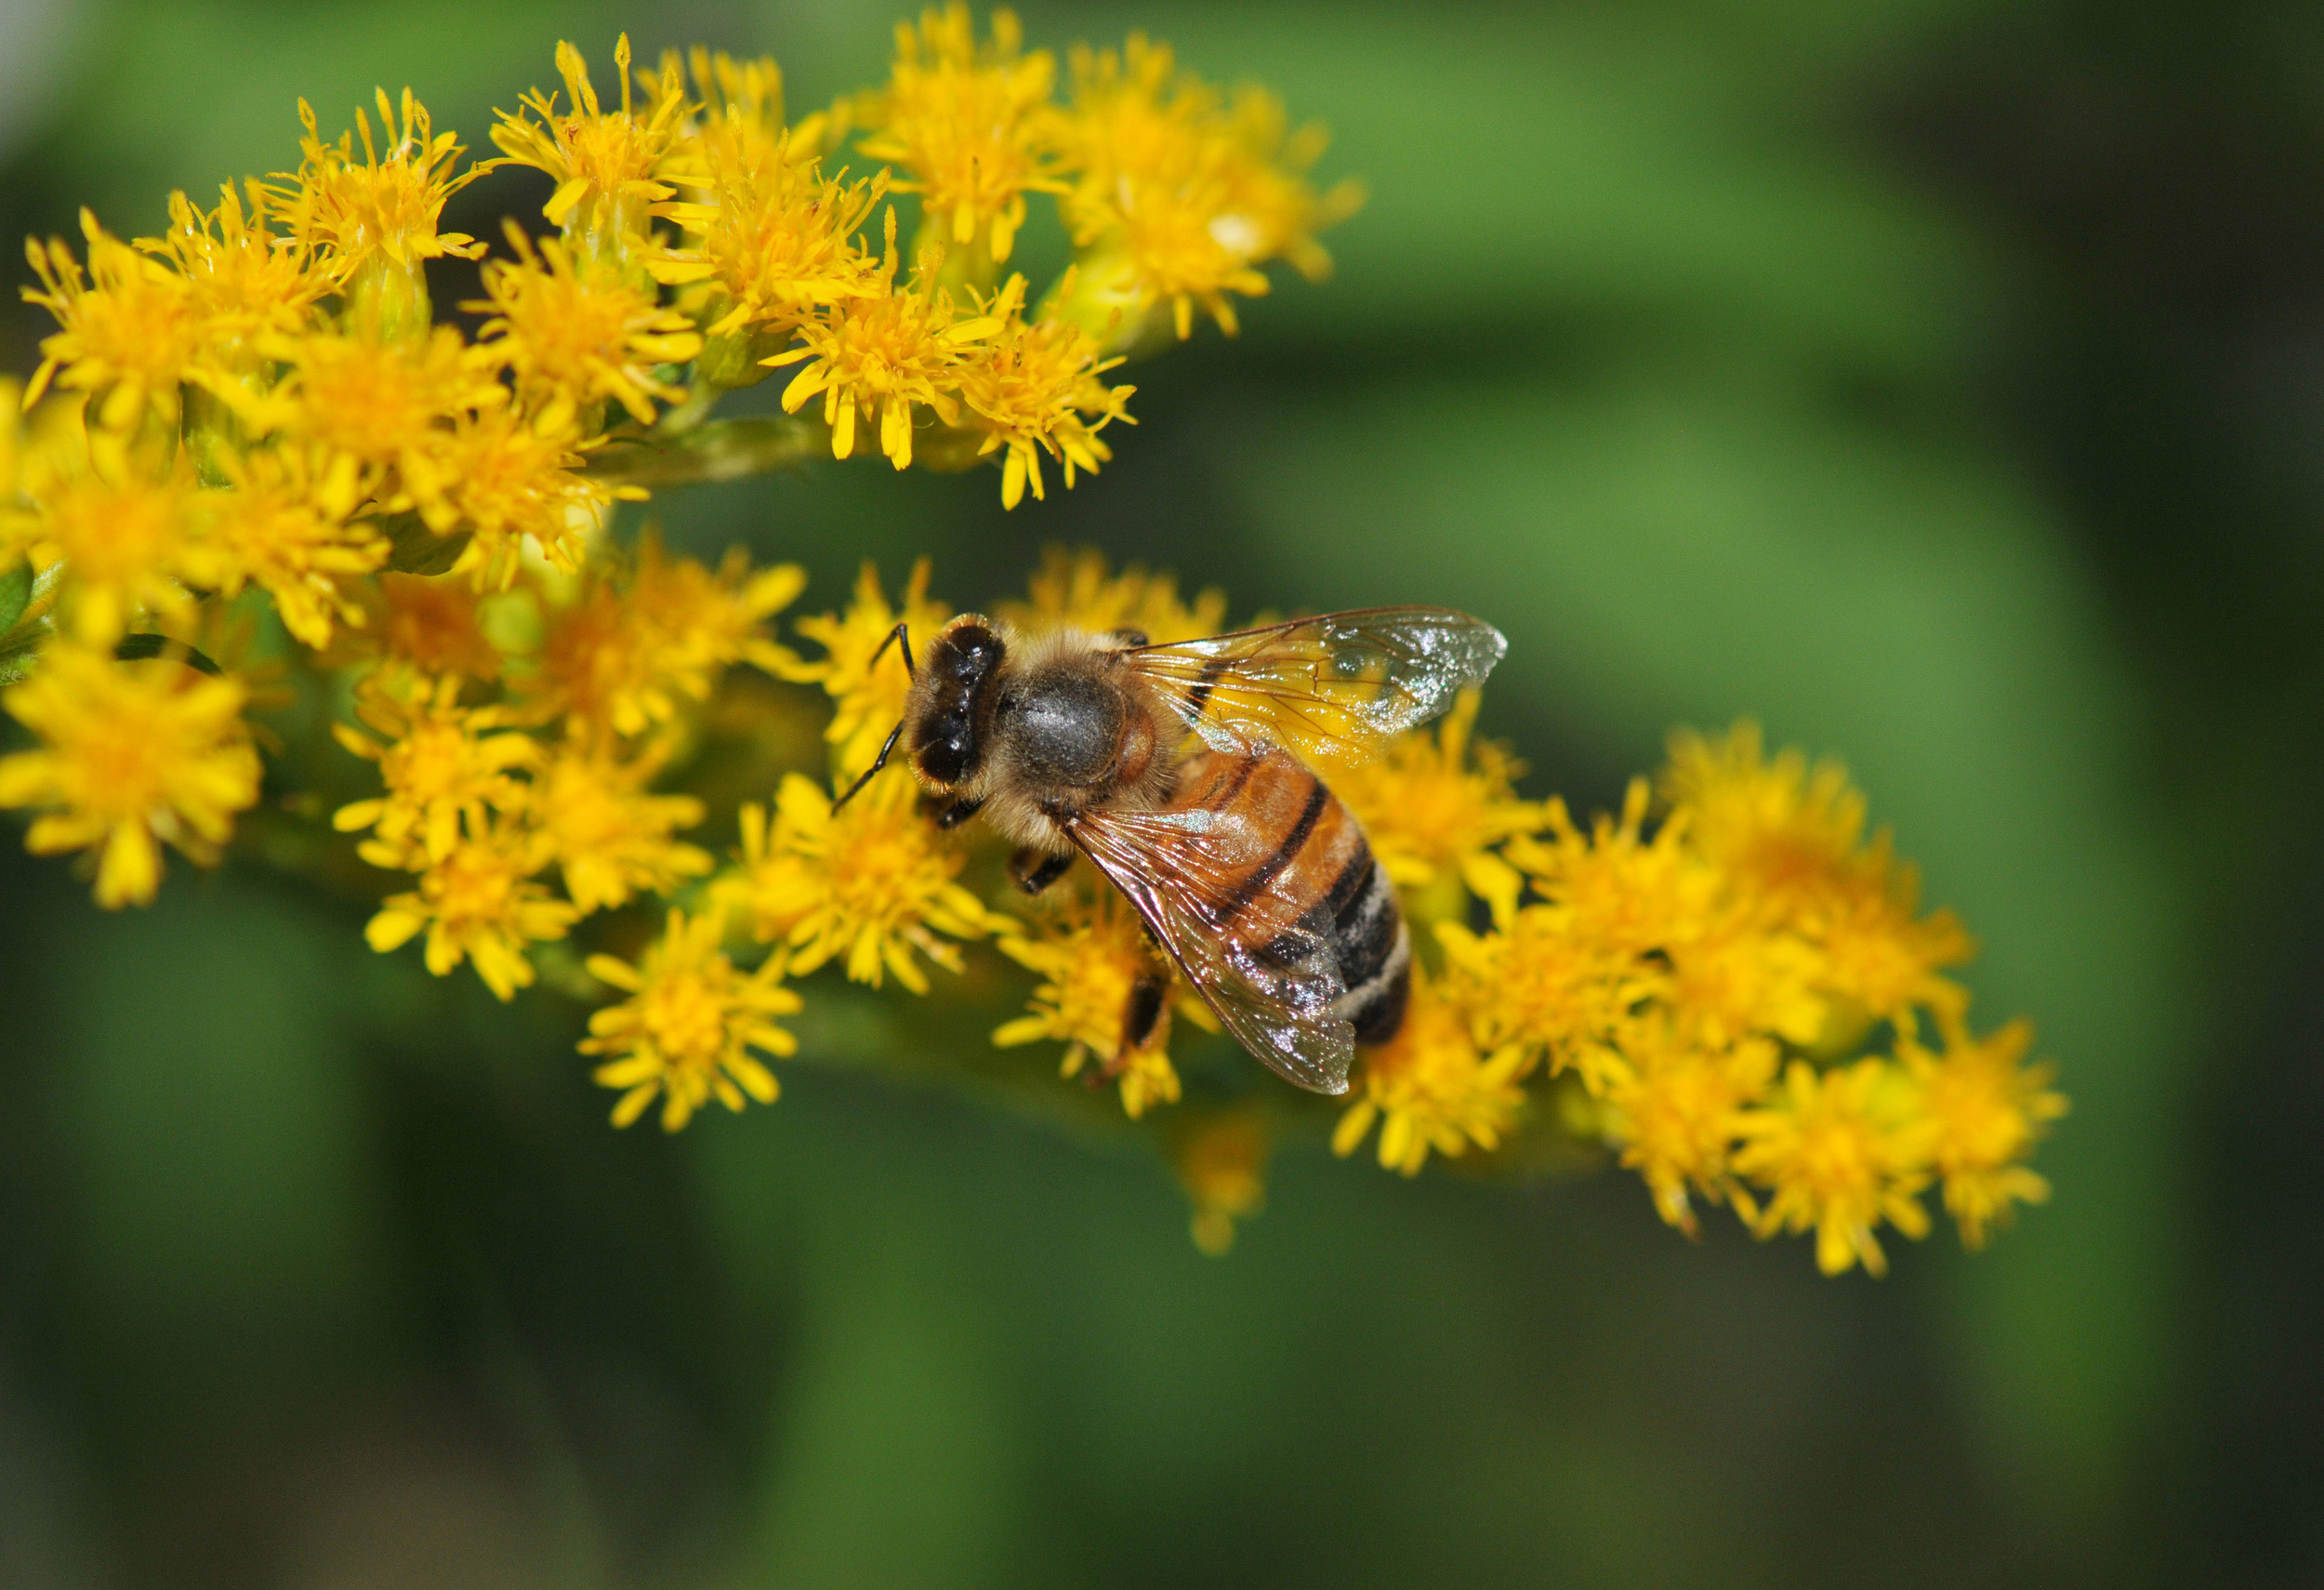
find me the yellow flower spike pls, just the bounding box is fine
[533,745,712,915]
[1332,689,1542,923]
[1506,779,1721,961]
[1599,1016,1779,1236]
[265,88,485,338]
[583,908,800,1132]
[726,771,991,992]
[429,404,632,590]
[469,224,704,429]
[525,532,803,742]
[363,811,576,1000]
[952,273,1135,508]
[783,557,949,777]
[1331,974,1530,1177]
[491,36,691,274]
[993,545,1226,643]
[993,884,1182,1119]
[854,6,1067,268]
[1434,910,1653,1096]
[1732,1058,1934,1277]
[332,673,540,869]
[21,209,203,425]
[767,209,1003,469]
[9,423,209,647]
[141,182,331,361]
[1902,1016,2068,1250]
[0,642,261,908]
[198,442,390,650]
[1050,33,1359,350]
[1171,1111,1271,1255]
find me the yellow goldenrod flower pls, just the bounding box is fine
[583,908,800,1131]
[200,443,388,650]
[265,90,484,338]
[768,210,1002,468]
[650,119,886,341]
[952,272,1133,507]
[427,404,631,589]
[1732,1058,1933,1278]
[728,771,991,991]
[21,210,201,426]
[783,557,949,776]
[376,572,504,681]
[1053,34,1358,345]
[143,183,330,360]
[854,6,1065,266]
[1332,689,1540,922]
[469,225,703,429]
[10,425,207,646]
[1802,855,1974,1038]
[993,884,1182,1118]
[1600,1017,1778,1234]
[332,673,540,868]
[1903,1016,2067,1249]
[1506,780,1720,962]
[525,532,803,740]
[1331,975,1530,1176]
[1171,1111,1269,1255]
[259,325,504,517]
[994,545,1225,643]
[1434,908,1652,1094]
[533,745,711,915]
[0,643,261,908]
[491,37,689,271]
[363,812,576,1000]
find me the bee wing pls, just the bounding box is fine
[1127,607,1507,765]
[1066,802,1354,1095]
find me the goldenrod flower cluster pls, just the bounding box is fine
[1,15,2057,1269]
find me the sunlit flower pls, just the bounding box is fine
[1434,909,1651,1095]
[332,673,539,868]
[1506,780,1719,962]
[1732,1058,1933,1277]
[201,442,388,649]
[783,558,949,776]
[10,426,207,646]
[584,908,799,1130]
[0,643,261,908]
[260,325,504,515]
[727,771,990,991]
[1332,975,1530,1176]
[953,273,1133,507]
[1171,1111,1269,1255]
[142,183,330,358]
[363,812,576,1000]
[1600,1018,1778,1234]
[470,226,703,428]
[21,210,201,425]
[428,404,633,589]
[854,6,1065,265]
[768,210,1002,468]
[525,532,804,740]
[994,545,1225,643]
[264,89,484,336]
[1333,689,1540,921]
[491,36,689,269]
[994,884,1181,1117]
[533,745,711,914]
[1903,1016,2067,1249]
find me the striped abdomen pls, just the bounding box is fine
[1164,750,1410,1047]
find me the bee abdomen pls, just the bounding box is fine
[1317,837,1410,1047]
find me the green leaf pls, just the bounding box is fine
[0,558,31,641]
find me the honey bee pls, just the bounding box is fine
[839,606,1508,1094]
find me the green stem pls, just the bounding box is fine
[586,416,832,488]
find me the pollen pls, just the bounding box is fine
[0,643,262,908]
[854,6,1066,266]
[583,908,799,1132]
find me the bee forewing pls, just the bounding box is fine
[1128,607,1507,766]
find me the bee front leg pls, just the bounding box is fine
[931,795,984,829]
[1010,848,1074,895]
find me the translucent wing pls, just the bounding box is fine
[1128,607,1507,764]
[1066,798,1353,1095]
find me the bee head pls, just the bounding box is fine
[910,617,1006,788]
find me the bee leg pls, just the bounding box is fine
[1010,848,1074,895]
[1119,972,1167,1056]
[931,795,984,829]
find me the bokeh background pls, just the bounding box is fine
[2,0,2319,1584]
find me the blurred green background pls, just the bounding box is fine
[4,0,2319,1583]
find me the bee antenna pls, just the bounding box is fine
[868,622,916,680]
[831,720,905,814]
